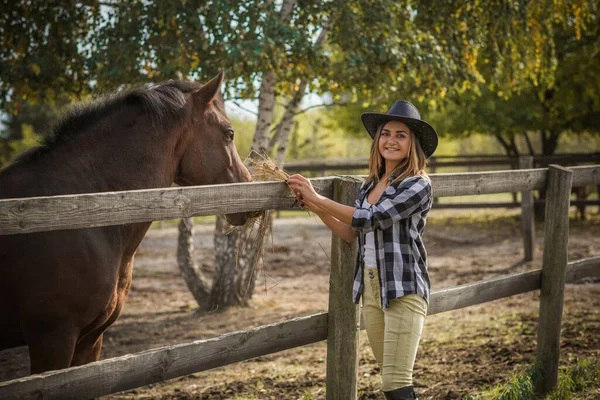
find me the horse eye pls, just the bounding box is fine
[224,129,234,141]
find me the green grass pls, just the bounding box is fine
[479,356,600,400]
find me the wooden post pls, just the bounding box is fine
[519,156,535,261]
[534,165,573,395]
[430,161,439,205]
[327,177,361,400]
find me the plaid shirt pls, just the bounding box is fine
[351,174,432,308]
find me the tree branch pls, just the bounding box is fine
[523,131,536,155]
[493,134,513,156]
[294,101,347,117]
[230,101,258,116]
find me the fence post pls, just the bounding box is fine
[519,156,535,261]
[327,177,361,400]
[430,160,439,205]
[534,165,573,395]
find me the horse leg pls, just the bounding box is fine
[27,324,79,374]
[71,274,132,367]
[71,333,104,367]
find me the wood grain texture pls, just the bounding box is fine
[0,179,333,235]
[519,156,535,261]
[535,165,573,395]
[428,256,599,315]
[326,177,362,400]
[0,313,329,400]
[1,166,597,235]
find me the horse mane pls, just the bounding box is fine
[14,80,202,164]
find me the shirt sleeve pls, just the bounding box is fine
[351,177,431,232]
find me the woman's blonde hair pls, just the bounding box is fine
[366,122,429,184]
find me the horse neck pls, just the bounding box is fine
[36,113,183,194]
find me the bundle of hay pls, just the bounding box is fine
[235,151,295,293]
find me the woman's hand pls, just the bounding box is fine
[286,174,324,204]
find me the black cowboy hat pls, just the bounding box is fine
[361,100,438,158]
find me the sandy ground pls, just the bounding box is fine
[1,208,599,399]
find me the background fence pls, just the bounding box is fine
[285,153,600,209]
[0,165,599,399]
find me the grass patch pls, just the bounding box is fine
[479,356,600,399]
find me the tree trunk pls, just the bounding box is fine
[523,131,536,156]
[252,70,277,156]
[275,80,307,166]
[493,134,518,156]
[210,216,250,309]
[208,0,318,310]
[541,130,560,156]
[176,218,210,307]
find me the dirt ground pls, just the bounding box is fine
[1,208,599,399]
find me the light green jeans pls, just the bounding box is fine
[362,267,427,391]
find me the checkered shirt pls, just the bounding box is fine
[351,174,432,308]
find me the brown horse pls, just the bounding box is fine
[0,71,253,374]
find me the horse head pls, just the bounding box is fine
[175,71,253,226]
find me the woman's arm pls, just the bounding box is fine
[302,198,356,243]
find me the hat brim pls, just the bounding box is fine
[361,112,438,158]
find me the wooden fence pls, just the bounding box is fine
[286,153,600,209]
[284,153,600,173]
[0,165,599,399]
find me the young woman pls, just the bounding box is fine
[286,100,437,400]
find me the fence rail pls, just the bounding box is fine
[1,166,598,235]
[0,165,599,399]
[284,153,600,172]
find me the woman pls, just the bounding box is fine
[286,100,437,400]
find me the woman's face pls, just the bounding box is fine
[378,120,412,163]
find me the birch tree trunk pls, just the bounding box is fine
[274,23,328,165]
[275,80,307,165]
[208,0,298,310]
[252,70,277,156]
[176,218,210,307]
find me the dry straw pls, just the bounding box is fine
[235,151,294,294]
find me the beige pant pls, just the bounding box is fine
[362,267,427,391]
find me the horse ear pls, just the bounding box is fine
[194,70,224,105]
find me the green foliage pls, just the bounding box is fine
[1,0,598,162]
[0,1,101,113]
[490,373,535,400]
[548,358,600,400]
[0,124,39,165]
[322,1,599,155]
[480,357,600,400]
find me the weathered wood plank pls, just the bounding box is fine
[0,313,329,400]
[284,154,600,173]
[535,165,573,396]
[428,270,541,315]
[519,156,536,261]
[0,166,597,235]
[1,256,598,399]
[326,177,362,400]
[0,179,334,235]
[570,165,600,187]
[406,255,600,317]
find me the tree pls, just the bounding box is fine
[423,4,600,157]
[321,1,598,157]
